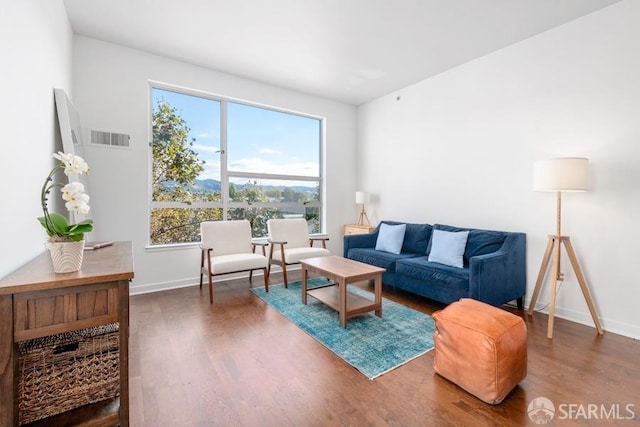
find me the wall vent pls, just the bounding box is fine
[91,130,131,148]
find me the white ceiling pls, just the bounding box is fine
[62,0,620,105]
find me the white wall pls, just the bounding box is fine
[72,36,357,294]
[357,1,640,338]
[0,0,73,278]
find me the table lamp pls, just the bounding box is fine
[355,191,370,226]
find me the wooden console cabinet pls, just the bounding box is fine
[0,242,133,427]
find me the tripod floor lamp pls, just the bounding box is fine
[527,157,603,339]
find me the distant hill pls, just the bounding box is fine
[193,179,221,192]
[161,179,316,193]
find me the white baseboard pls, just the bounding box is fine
[527,300,640,340]
[128,266,292,296]
[129,277,200,296]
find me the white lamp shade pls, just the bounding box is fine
[355,191,368,204]
[533,158,588,192]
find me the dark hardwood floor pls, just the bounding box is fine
[128,271,640,426]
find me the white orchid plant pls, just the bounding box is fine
[38,152,93,242]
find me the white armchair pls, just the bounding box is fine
[267,218,330,287]
[200,220,269,303]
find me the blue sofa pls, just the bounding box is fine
[343,221,526,308]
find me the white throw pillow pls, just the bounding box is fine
[428,230,469,268]
[375,223,407,254]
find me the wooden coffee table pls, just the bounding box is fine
[301,256,385,328]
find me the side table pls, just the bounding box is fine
[0,241,134,427]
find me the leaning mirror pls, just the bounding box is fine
[54,88,93,237]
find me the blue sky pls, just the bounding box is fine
[152,88,320,182]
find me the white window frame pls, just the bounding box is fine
[148,82,325,247]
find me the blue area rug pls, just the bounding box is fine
[250,278,435,380]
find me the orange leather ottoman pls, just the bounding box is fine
[432,298,527,404]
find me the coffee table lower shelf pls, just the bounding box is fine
[306,285,381,323]
[301,256,385,328]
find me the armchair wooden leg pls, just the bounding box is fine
[263,267,269,292]
[267,245,274,279]
[206,252,214,304]
[199,250,205,288]
[208,275,214,304]
[282,264,289,288]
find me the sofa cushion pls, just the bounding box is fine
[427,230,469,268]
[465,230,506,260]
[347,248,420,273]
[375,223,406,254]
[396,257,470,291]
[379,221,433,255]
[427,224,506,265]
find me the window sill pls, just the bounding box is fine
[145,242,199,252]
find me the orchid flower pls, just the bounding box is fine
[38,152,93,242]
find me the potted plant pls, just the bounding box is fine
[39,151,93,273]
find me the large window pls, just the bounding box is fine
[150,86,323,245]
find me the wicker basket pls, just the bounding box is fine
[18,323,120,425]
